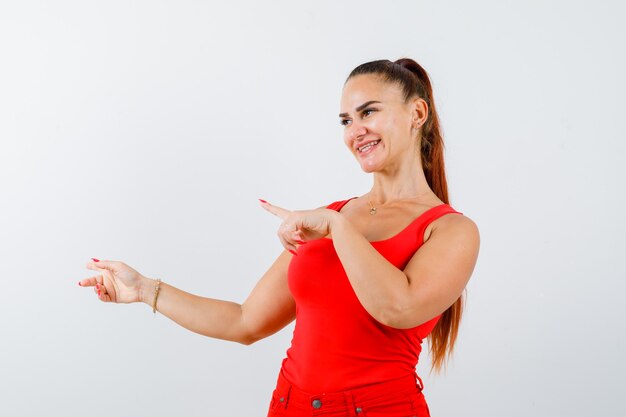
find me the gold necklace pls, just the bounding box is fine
[367,191,432,215]
[367,194,377,215]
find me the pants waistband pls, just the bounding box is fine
[272,369,424,415]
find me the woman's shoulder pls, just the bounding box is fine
[318,196,359,211]
[428,208,480,247]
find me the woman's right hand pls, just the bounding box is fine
[79,259,148,304]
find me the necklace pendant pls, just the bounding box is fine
[369,207,377,215]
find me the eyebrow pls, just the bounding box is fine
[338,100,382,118]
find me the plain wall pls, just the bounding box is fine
[1,0,624,415]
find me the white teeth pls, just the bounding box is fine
[358,140,380,152]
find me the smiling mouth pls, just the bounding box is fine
[357,139,381,154]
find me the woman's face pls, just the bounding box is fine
[339,74,423,173]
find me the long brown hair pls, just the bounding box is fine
[345,58,465,375]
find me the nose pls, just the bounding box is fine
[349,123,367,143]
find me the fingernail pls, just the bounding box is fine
[288,249,298,256]
[98,291,101,296]
[96,284,99,289]
[295,240,307,244]
[91,258,100,262]
[78,281,82,286]
[258,199,267,204]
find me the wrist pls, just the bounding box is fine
[328,210,347,234]
[138,276,155,305]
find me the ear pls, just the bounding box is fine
[411,97,428,129]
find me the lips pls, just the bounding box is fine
[357,139,381,154]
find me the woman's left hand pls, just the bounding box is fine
[259,200,340,254]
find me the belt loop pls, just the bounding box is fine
[344,390,358,417]
[284,383,292,409]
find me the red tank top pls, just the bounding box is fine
[280,197,464,393]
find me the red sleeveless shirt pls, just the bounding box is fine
[280,197,464,393]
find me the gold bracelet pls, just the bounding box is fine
[152,278,162,314]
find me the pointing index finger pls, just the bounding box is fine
[259,200,291,219]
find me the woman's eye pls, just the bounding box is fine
[340,109,377,126]
[362,108,378,119]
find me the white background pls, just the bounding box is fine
[1,1,624,416]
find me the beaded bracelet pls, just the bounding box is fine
[152,278,162,313]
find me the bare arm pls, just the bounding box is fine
[139,250,296,345]
[331,212,480,329]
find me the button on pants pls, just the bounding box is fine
[266,369,431,417]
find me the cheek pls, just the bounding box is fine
[343,134,351,149]
[375,115,398,135]
[386,116,411,139]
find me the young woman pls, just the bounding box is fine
[79,58,480,416]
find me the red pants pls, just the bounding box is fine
[266,369,431,417]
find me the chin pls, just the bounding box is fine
[359,161,381,173]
